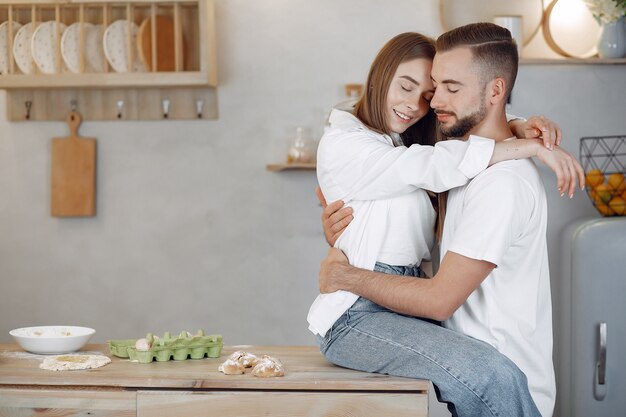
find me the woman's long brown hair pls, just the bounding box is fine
[353,32,439,147]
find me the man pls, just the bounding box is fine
[316,23,580,417]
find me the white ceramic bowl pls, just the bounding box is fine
[9,326,95,354]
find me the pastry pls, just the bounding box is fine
[218,358,244,375]
[251,355,285,378]
[227,350,259,368]
[40,354,111,371]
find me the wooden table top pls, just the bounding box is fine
[0,344,429,392]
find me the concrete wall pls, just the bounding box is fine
[0,0,446,346]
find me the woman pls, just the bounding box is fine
[307,32,582,417]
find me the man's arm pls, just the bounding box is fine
[320,247,494,321]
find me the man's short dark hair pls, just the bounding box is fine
[436,23,518,99]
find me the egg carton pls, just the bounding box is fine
[108,330,223,363]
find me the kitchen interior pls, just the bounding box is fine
[0,0,625,416]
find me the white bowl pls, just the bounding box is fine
[10,326,95,354]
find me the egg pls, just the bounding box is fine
[135,338,151,351]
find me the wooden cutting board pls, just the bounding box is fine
[50,111,96,217]
[137,15,185,72]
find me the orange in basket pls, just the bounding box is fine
[609,196,626,216]
[585,169,605,188]
[607,173,626,196]
[580,136,626,217]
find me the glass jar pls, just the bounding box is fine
[287,127,315,164]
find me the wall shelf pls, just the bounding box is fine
[0,71,215,89]
[266,163,316,172]
[0,0,218,121]
[520,58,626,65]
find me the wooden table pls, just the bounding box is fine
[0,344,429,417]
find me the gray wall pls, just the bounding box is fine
[0,0,446,346]
[1,1,625,415]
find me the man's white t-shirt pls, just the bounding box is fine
[441,155,556,417]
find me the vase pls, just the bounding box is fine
[597,16,626,59]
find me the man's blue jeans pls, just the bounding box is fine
[317,262,541,417]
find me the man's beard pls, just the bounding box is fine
[438,101,487,138]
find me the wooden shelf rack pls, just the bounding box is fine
[0,0,218,121]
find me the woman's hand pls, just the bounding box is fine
[535,145,585,198]
[316,186,353,247]
[510,116,562,150]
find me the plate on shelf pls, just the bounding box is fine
[0,21,22,74]
[103,19,146,73]
[61,22,106,73]
[137,15,185,71]
[85,24,106,72]
[31,21,68,74]
[13,22,40,75]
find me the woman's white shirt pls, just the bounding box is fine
[307,109,495,337]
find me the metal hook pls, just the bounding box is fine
[116,100,124,119]
[25,101,32,120]
[70,100,78,112]
[196,99,204,119]
[162,98,170,119]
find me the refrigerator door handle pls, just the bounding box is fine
[594,322,607,401]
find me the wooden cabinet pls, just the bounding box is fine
[0,344,430,417]
[0,390,427,417]
[0,388,137,417]
[0,0,217,120]
[138,391,428,417]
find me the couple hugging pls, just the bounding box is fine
[308,22,584,417]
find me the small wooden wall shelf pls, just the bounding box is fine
[266,163,316,172]
[0,0,218,121]
[520,58,626,65]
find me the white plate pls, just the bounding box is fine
[31,21,67,74]
[61,22,106,73]
[10,326,96,354]
[13,22,40,74]
[85,24,106,72]
[103,20,146,73]
[0,21,23,74]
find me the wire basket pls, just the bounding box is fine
[580,136,626,217]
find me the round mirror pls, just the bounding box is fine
[543,0,600,58]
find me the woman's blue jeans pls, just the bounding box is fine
[317,262,541,417]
